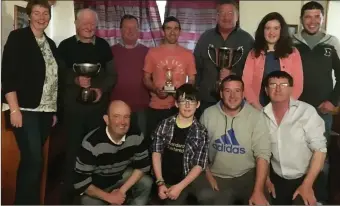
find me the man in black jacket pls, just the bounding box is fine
[194,0,254,118]
[293,1,340,203]
[58,8,117,204]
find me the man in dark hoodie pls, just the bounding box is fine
[293,1,340,203]
[194,0,254,118]
[293,1,340,140]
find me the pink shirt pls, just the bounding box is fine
[143,45,196,109]
[242,48,303,106]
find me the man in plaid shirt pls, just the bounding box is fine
[151,84,209,204]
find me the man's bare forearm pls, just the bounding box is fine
[152,152,163,180]
[85,184,109,202]
[254,158,268,192]
[143,74,156,92]
[119,169,144,194]
[178,165,202,189]
[302,151,326,187]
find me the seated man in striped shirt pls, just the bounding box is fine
[73,100,152,205]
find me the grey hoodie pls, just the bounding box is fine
[200,102,271,178]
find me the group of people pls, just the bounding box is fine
[1,0,339,205]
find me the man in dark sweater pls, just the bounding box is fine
[58,8,117,203]
[111,14,150,137]
[293,1,340,140]
[74,100,152,205]
[293,1,340,203]
[194,0,254,118]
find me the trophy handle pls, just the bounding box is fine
[231,46,244,67]
[208,44,217,66]
[96,63,101,74]
[72,63,77,73]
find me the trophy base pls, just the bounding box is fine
[77,88,96,104]
[163,86,176,93]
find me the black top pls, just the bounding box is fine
[58,36,116,113]
[1,27,61,109]
[162,124,189,185]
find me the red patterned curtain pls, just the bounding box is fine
[164,0,240,50]
[74,0,163,47]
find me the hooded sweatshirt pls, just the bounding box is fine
[200,102,271,178]
[293,32,340,107]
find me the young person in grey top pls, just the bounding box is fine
[193,75,271,205]
[194,0,254,118]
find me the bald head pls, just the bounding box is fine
[104,100,131,139]
[108,100,131,115]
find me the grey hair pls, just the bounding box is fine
[75,8,99,22]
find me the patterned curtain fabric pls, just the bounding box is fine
[164,0,218,50]
[74,0,163,47]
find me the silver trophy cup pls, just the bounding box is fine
[208,44,244,70]
[73,63,101,103]
[207,44,244,94]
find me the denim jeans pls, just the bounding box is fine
[193,169,257,205]
[5,111,53,205]
[80,169,153,205]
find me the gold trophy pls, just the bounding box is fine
[163,67,176,93]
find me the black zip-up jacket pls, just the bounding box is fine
[293,32,340,107]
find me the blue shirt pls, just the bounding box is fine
[260,51,280,106]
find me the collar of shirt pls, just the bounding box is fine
[106,126,126,145]
[214,24,239,36]
[76,35,96,45]
[119,39,139,48]
[263,97,298,119]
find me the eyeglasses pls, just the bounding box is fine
[178,100,197,105]
[268,83,290,89]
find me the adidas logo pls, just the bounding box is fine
[212,129,246,154]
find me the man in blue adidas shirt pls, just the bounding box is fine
[195,75,271,205]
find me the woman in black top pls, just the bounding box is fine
[1,0,61,204]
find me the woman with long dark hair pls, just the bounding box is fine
[242,12,303,110]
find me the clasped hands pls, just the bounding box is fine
[158,184,184,201]
[75,76,102,102]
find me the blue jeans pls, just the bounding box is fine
[80,169,153,205]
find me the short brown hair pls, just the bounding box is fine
[26,0,51,17]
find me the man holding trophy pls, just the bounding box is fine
[58,8,117,204]
[194,0,254,118]
[143,16,196,148]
